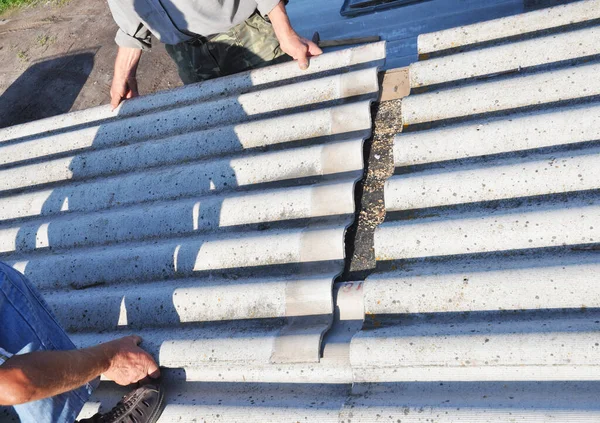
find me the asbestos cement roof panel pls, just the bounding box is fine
[353,1,600,418]
[0,43,384,421]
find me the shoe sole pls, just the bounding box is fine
[146,386,166,423]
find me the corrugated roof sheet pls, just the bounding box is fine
[358,0,600,419]
[286,0,533,69]
[0,43,383,420]
[4,1,600,420]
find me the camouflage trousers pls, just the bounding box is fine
[165,12,289,84]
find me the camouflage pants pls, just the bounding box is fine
[165,12,289,84]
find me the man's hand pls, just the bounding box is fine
[0,335,159,406]
[110,75,138,109]
[102,335,160,385]
[268,1,322,70]
[278,32,322,70]
[111,47,143,109]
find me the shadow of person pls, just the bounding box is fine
[0,51,95,129]
[9,38,285,358]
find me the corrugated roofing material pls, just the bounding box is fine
[83,379,600,422]
[417,0,600,55]
[287,0,533,69]
[0,43,383,420]
[359,1,600,417]
[4,2,600,421]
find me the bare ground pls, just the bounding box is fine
[0,0,181,128]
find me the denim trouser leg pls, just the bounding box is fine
[0,262,97,423]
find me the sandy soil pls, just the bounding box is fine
[0,0,181,128]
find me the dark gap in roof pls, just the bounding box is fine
[339,99,401,283]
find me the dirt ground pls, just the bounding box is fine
[0,0,181,128]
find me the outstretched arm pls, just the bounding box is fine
[0,335,159,406]
[267,1,323,70]
[110,47,143,109]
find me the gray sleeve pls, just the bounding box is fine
[107,0,152,50]
[255,0,282,16]
[115,26,152,51]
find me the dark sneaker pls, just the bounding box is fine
[80,383,165,423]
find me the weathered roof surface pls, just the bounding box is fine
[4,1,600,420]
[287,0,533,69]
[360,0,600,416]
[0,43,383,420]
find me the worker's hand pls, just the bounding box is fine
[110,75,138,110]
[278,31,322,70]
[268,1,322,70]
[110,46,143,110]
[102,335,160,385]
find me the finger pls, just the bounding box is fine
[110,93,122,110]
[306,40,323,56]
[129,78,139,97]
[114,377,130,386]
[148,363,161,379]
[296,53,309,70]
[145,352,161,378]
[125,89,139,100]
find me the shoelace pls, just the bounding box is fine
[99,392,139,422]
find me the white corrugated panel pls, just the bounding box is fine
[6,3,600,420]
[80,378,600,423]
[358,2,600,419]
[417,0,600,55]
[0,44,383,421]
[340,381,600,422]
[411,25,600,88]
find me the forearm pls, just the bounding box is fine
[111,47,143,108]
[268,1,295,40]
[0,344,111,406]
[267,1,322,70]
[114,46,142,82]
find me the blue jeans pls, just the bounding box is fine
[0,262,97,422]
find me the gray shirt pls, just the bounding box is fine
[107,0,281,50]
